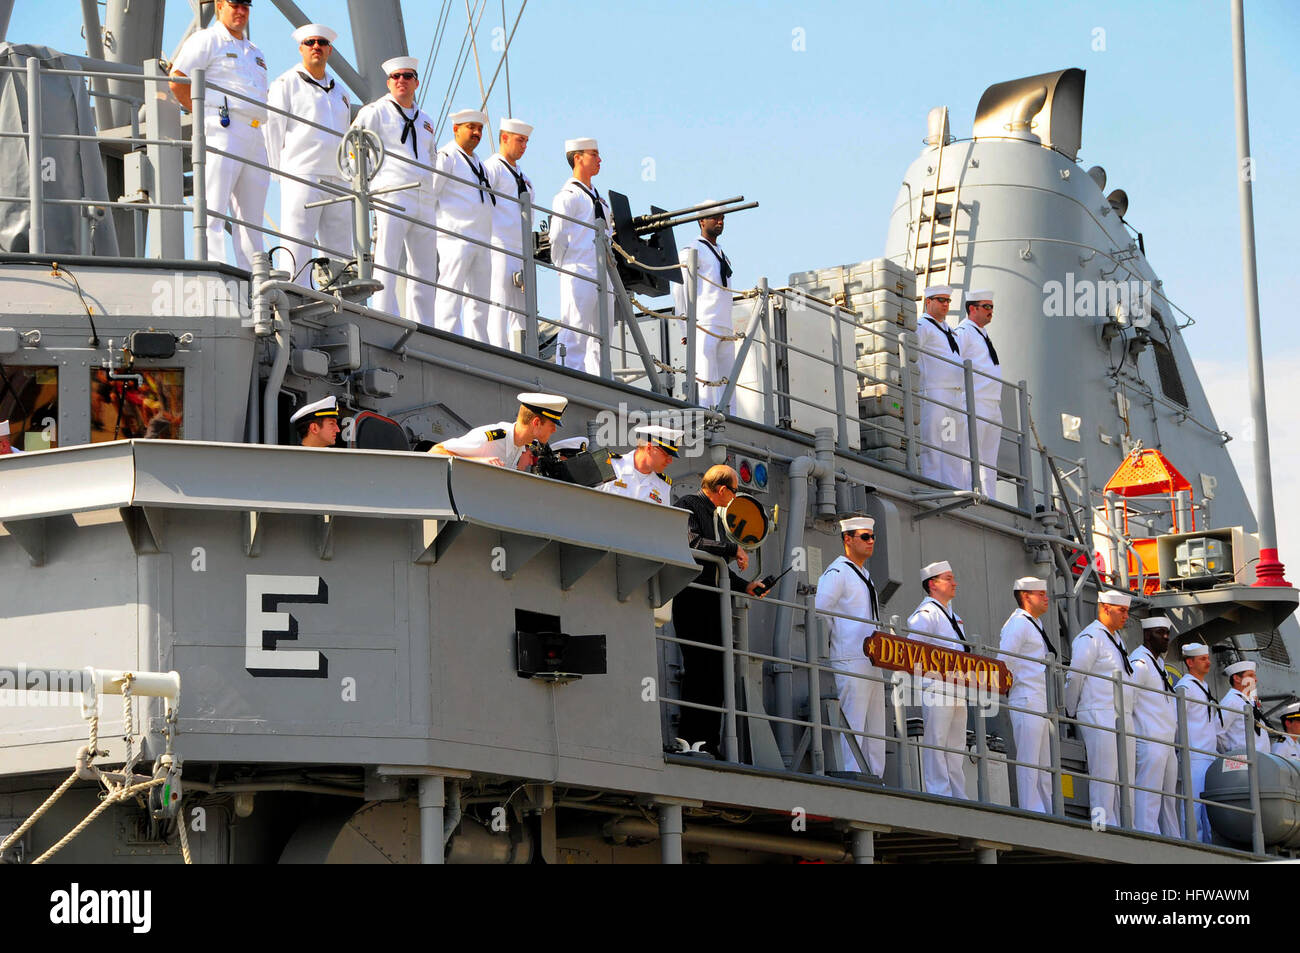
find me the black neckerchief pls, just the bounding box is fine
[570,180,605,221]
[1023,611,1056,657]
[390,100,418,158]
[926,317,959,354]
[930,598,969,652]
[842,559,879,623]
[497,157,530,196]
[459,149,495,205]
[1105,628,1134,676]
[977,326,1000,366]
[1190,677,1224,726]
[297,70,335,93]
[699,239,733,287]
[1136,645,1174,692]
[1231,690,1264,736]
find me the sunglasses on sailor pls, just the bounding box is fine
[302,38,331,48]
[851,532,875,541]
[389,71,417,81]
[974,303,993,310]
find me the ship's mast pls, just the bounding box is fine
[1231,0,1289,587]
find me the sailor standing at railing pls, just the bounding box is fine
[264,24,352,287]
[1274,703,1300,760]
[1218,659,1272,756]
[673,209,735,413]
[1129,617,1181,837]
[168,0,269,272]
[954,289,1002,498]
[997,577,1055,814]
[907,561,969,799]
[549,139,614,376]
[915,286,970,489]
[432,110,496,341]
[349,57,439,321]
[484,119,535,351]
[1173,641,1221,842]
[599,425,679,504]
[815,516,886,778]
[1064,590,1137,829]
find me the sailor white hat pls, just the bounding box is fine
[839,516,875,533]
[565,137,598,152]
[923,285,953,299]
[1013,576,1048,592]
[1224,660,1257,677]
[921,560,953,581]
[292,23,337,44]
[634,425,684,457]
[289,395,339,425]
[499,118,533,136]
[1098,590,1132,607]
[1141,616,1173,630]
[966,289,994,301]
[517,392,567,422]
[382,56,419,76]
[449,108,487,126]
[1180,642,1209,658]
[0,419,9,438]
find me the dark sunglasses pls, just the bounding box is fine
[852,532,875,541]
[302,38,331,48]
[389,71,417,81]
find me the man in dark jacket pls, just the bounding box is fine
[672,464,765,757]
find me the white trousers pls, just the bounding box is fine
[1009,702,1053,813]
[831,657,885,777]
[488,247,526,350]
[372,192,438,323]
[694,323,737,414]
[1135,738,1181,836]
[204,117,269,271]
[919,387,969,487]
[1078,707,1137,828]
[972,397,1001,498]
[434,235,491,340]
[557,266,613,376]
[922,698,968,798]
[1188,754,1215,843]
[280,175,352,286]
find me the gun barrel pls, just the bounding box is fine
[633,201,759,235]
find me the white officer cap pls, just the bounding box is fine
[292,23,337,44]
[1141,616,1173,630]
[967,289,994,301]
[921,560,952,581]
[549,436,589,452]
[500,118,533,136]
[1013,576,1047,592]
[1278,702,1300,722]
[382,56,419,76]
[517,392,567,422]
[565,137,598,152]
[289,395,339,425]
[449,108,487,126]
[0,419,9,437]
[1180,642,1209,658]
[923,285,953,299]
[839,516,875,533]
[634,425,684,457]
[1224,660,1257,677]
[1097,590,1132,607]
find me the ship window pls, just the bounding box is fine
[1255,630,1292,667]
[1148,308,1188,408]
[0,364,58,450]
[90,368,184,441]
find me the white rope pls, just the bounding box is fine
[32,777,165,865]
[0,769,78,856]
[176,799,193,865]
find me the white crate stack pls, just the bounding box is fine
[788,259,920,468]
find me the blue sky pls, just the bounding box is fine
[10,0,1300,550]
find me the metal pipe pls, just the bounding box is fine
[1244,719,1265,855]
[191,69,208,260]
[1113,672,1132,829]
[762,282,778,427]
[716,292,767,413]
[832,305,850,451]
[596,242,612,380]
[26,57,44,254]
[180,780,364,799]
[899,332,919,473]
[657,803,683,864]
[973,702,989,803]
[246,341,261,444]
[1016,381,1033,510]
[418,775,446,864]
[850,828,874,864]
[1230,0,1288,586]
[963,358,981,494]
[602,817,849,863]
[520,190,539,356]
[684,246,698,405]
[443,779,462,846]
[1046,657,1065,816]
[804,591,826,775]
[1175,686,1196,840]
[718,562,738,763]
[79,0,114,132]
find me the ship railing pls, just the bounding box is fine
[664,563,1268,854]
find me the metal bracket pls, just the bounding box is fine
[910,490,983,523]
[412,519,466,565]
[316,513,336,561]
[243,511,263,557]
[120,505,164,555]
[498,532,551,580]
[3,517,46,566]
[615,554,662,603]
[558,543,606,591]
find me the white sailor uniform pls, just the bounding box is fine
[484,153,535,350]
[916,314,970,488]
[549,178,614,376]
[1218,687,1271,756]
[265,67,352,285]
[1129,644,1181,836]
[997,608,1055,813]
[672,236,736,413]
[1174,672,1222,843]
[907,596,971,799]
[1064,620,1137,828]
[349,96,439,321]
[171,21,270,271]
[436,421,527,469]
[954,316,1003,498]
[815,556,885,777]
[1273,733,1300,761]
[432,144,496,340]
[599,454,671,504]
